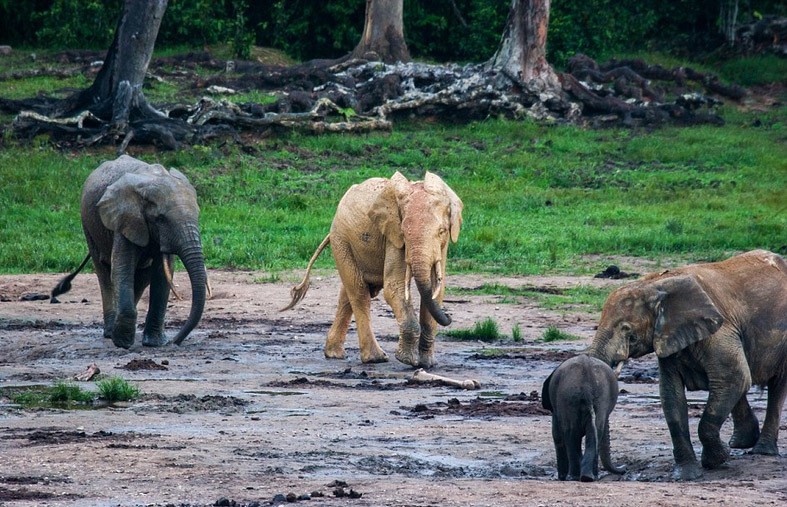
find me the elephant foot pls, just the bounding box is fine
[579,473,596,482]
[324,346,346,360]
[111,321,136,349]
[729,424,760,449]
[142,332,169,347]
[750,439,779,456]
[672,461,703,481]
[360,348,389,364]
[395,346,419,367]
[701,442,730,469]
[418,351,437,369]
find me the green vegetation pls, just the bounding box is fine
[450,284,615,312]
[96,377,141,403]
[9,381,95,408]
[511,323,523,342]
[443,317,502,342]
[541,326,582,342]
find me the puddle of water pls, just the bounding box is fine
[245,390,306,396]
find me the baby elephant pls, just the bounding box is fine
[541,354,626,481]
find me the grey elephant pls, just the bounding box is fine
[282,171,463,368]
[52,155,207,349]
[542,354,627,481]
[587,249,787,480]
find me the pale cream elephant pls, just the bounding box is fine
[283,171,463,368]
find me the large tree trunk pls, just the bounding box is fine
[351,0,411,63]
[487,0,559,92]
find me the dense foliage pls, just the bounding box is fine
[1,0,784,65]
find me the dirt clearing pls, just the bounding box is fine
[1,269,785,506]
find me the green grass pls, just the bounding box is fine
[541,325,581,342]
[449,284,613,312]
[0,54,785,276]
[8,381,95,408]
[96,377,141,403]
[443,317,502,342]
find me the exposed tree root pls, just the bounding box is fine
[2,52,746,149]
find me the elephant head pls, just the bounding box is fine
[587,275,724,366]
[97,163,207,345]
[369,171,463,326]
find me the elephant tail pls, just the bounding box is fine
[50,254,91,302]
[280,234,330,311]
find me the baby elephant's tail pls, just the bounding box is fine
[280,234,330,311]
[50,254,91,302]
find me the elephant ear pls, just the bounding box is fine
[368,173,408,249]
[650,275,724,358]
[541,370,555,412]
[424,172,463,243]
[97,172,152,247]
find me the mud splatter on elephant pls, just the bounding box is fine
[283,171,463,368]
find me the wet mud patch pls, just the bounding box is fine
[119,358,169,371]
[2,427,132,446]
[404,393,550,419]
[138,393,249,414]
[469,348,577,362]
[267,376,410,391]
[355,454,551,479]
[0,485,81,502]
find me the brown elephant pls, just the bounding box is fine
[52,155,207,349]
[283,171,463,368]
[587,250,787,480]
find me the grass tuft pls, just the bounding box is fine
[444,317,501,342]
[96,377,141,403]
[541,326,581,342]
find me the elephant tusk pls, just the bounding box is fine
[404,263,412,304]
[206,273,213,300]
[614,360,625,378]
[432,260,443,300]
[163,255,183,300]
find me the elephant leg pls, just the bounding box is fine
[580,421,599,482]
[142,258,169,347]
[350,287,388,364]
[552,416,569,481]
[86,234,114,339]
[700,346,751,469]
[110,235,141,349]
[325,285,352,359]
[752,374,786,455]
[659,359,702,480]
[565,428,582,481]
[94,259,115,339]
[729,395,760,449]
[417,304,437,369]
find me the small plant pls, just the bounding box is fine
[97,377,141,403]
[444,317,501,342]
[49,381,95,404]
[541,325,581,342]
[511,323,523,342]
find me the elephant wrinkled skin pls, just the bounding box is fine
[52,155,207,349]
[587,250,787,480]
[542,355,627,481]
[283,171,463,368]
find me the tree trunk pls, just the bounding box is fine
[39,0,167,131]
[487,0,559,92]
[351,0,410,63]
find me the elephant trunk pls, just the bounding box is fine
[412,260,451,326]
[585,328,615,367]
[172,226,206,345]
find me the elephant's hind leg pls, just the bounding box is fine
[325,285,352,359]
[729,395,760,449]
[752,374,786,455]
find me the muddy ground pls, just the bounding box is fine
[1,265,785,507]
